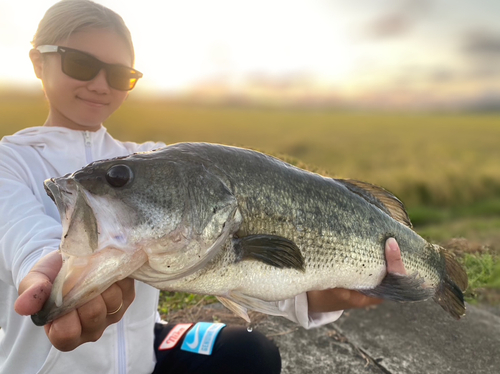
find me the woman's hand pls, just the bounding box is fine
[14,251,135,352]
[307,238,406,313]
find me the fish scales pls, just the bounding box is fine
[155,144,439,298]
[32,142,468,326]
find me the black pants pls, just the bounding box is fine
[152,323,281,374]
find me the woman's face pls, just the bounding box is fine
[34,28,133,131]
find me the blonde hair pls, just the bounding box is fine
[32,0,135,64]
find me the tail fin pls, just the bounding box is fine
[433,246,468,320]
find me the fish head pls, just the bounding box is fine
[34,149,240,325]
[47,155,190,257]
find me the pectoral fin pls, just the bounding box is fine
[233,234,305,271]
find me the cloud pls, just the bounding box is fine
[429,68,456,83]
[461,29,500,79]
[368,14,412,39]
[462,30,500,58]
[364,0,431,39]
[462,90,500,112]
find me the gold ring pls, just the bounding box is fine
[107,301,123,316]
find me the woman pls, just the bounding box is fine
[0,1,405,373]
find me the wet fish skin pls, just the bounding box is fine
[131,144,463,318]
[32,143,468,326]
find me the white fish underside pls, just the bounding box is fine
[133,236,388,302]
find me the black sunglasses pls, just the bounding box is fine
[36,45,143,91]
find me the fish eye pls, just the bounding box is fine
[106,165,133,188]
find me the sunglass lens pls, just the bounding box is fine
[107,66,140,91]
[62,51,101,81]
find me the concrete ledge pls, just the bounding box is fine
[3,300,497,373]
[253,301,500,374]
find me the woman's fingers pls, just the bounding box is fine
[15,251,62,316]
[42,279,135,351]
[307,238,408,313]
[101,282,126,324]
[15,251,137,352]
[77,296,109,342]
[308,288,383,313]
[115,278,135,309]
[45,310,83,352]
[385,237,407,275]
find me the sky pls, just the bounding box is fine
[1,0,500,108]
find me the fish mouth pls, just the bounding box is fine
[44,178,73,214]
[33,178,147,326]
[45,177,100,256]
[44,179,56,202]
[31,247,148,326]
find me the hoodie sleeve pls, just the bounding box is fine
[277,294,343,329]
[0,146,61,289]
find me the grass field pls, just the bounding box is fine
[3,95,500,206]
[1,93,499,311]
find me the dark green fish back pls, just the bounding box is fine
[150,143,467,319]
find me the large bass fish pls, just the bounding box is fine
[32,143,468,326]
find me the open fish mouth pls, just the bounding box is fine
[45,177,101,256]
[44,179,57,202]
[32,177,148,326]
[31,247,148,326]
[44,178,74,216]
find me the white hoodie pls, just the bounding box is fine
[0,126,342,374]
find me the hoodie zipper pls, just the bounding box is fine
[82,130,127,373]
[117,320,127,374]
[83,131,93,164]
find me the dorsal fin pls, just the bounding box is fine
[337,179,413,228]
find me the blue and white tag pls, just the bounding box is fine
[180,322,226,355]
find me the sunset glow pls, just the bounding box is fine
[1,0,499,109]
